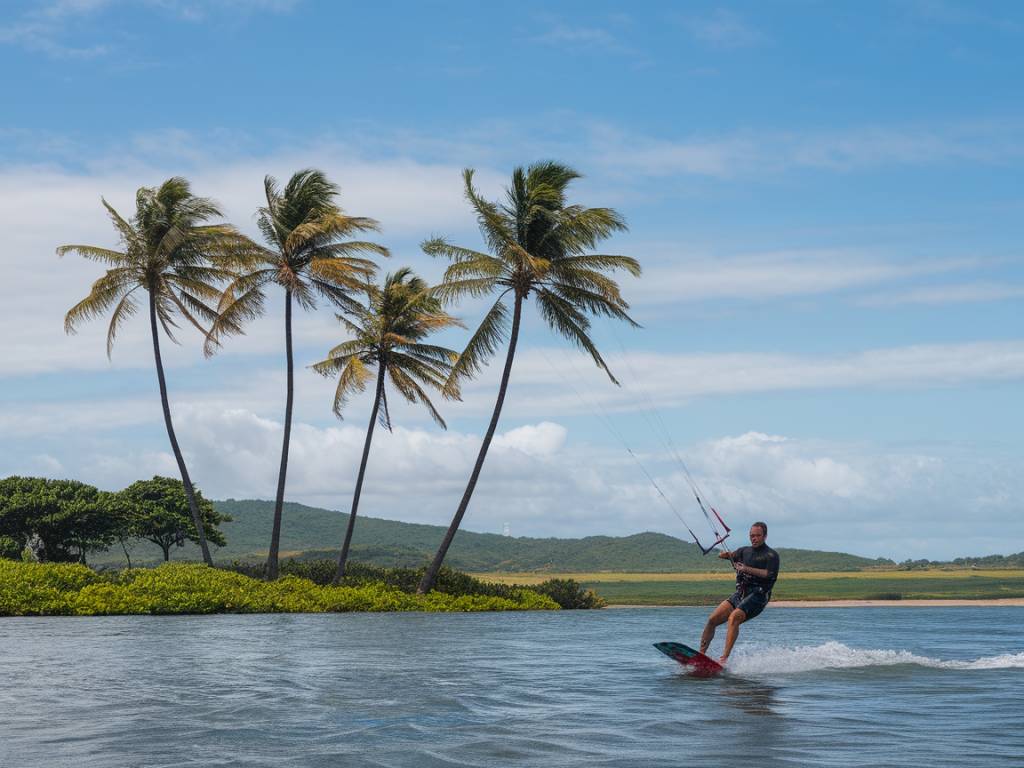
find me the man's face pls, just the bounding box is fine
[749,526,766,546]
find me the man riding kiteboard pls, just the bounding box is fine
[699,521,780,665]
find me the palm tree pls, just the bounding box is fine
[60,177,251,566]
[210,169,388,580]
[416,161,641,594]
[312,268,462,583]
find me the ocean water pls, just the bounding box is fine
[2,606,1022,767]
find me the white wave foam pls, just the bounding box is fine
[725,641,1024,675]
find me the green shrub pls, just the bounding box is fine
[0,561,559,616]
[0,559,103,615]
[221,560,598,608]
[533,578,607,609]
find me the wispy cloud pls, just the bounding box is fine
[530,12,650,64]
[0,19,108,59]
[0,0,298,58]
[626,248,978,304]
[587,120,1024,178]
[679,8,765,48]
[499,340,1024,418]
[860,281,1024,306]
[534,24,619,48]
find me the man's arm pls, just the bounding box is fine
[734,562,770,579]
[736,551,780,581]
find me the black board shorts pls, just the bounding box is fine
[727,586,770,619]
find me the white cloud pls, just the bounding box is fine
[626,247,977,304]
[681,9,765,48]
[534,24,619,48]
[6,338,1024,441]
[700,432,869,499]
[496,341,1024,418]
[1,0,299,58]
[6,409,1020,558]
[493,422,567,457]
[860,281,1024,306]
[587,120,1024,179]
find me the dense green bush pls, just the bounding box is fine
[533,578,607,609]
[0,561,559,616]
[0,559,105,615]
[222,559,602,609]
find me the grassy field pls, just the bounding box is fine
[471,570,1024,605]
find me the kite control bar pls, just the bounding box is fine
[689,506,731,555]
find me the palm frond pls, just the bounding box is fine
[550,253,642,277]
[388,352,456,400]
[377,382,392,431]
[308,257,378,290]
[64,268,136,334]
[446,297,509,389]
[309,278,366,313]
[535,290,619,384]
[432,277,502,302]
[310,349,360,378]
[542,206,628,254]
[398,343,460,365]
[463,169,516,254]
[100,198,138,246]
[104,289,141,358]
[165,290,214,339]
[421,237,492,265]
[155,299,182,345]
[388,365,447,428]
[440,255,506,282]
[542,283,639,327]
[327,356,374,418]
[55,245,130,266]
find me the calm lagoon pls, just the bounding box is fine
[2,606,1022,767]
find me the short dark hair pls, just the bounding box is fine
[752,521,767,536]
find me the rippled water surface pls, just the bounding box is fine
[3,606,1023,767]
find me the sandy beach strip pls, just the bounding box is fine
[607,598,1024,608]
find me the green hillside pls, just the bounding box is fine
[93,498,894,572]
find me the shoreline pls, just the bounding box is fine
[608,598,1024,608]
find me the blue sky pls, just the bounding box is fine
[2,0,1023,559]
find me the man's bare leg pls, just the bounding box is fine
[719,608,747,664]
[700,600,734,654]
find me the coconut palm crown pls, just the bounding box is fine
[210,169,389,579]
[59,176,252,566]
[312,267,463,582]
[416,161,641,593]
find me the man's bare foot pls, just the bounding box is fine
[718,655,728,665]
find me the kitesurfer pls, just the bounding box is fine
[699,522,780,665]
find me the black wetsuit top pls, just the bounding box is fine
[731,544,780,594]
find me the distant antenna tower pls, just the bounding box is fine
[502,522,511,537]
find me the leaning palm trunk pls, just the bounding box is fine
[148,293,213,566]
[267,289,295,581]
[334,363,387,584]
[418,296,523,594]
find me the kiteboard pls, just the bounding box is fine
[653,641,725,677]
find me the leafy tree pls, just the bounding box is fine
[210,169,388,580]
[59,178,252,566]
[416,162,640,593]
[0,476,124,563]
[0,476,33,559]
[117,476,229,561]
[312,268,462,582]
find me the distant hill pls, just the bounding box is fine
[94,498,894,572]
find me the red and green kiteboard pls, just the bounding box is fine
[653,641,725,677]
